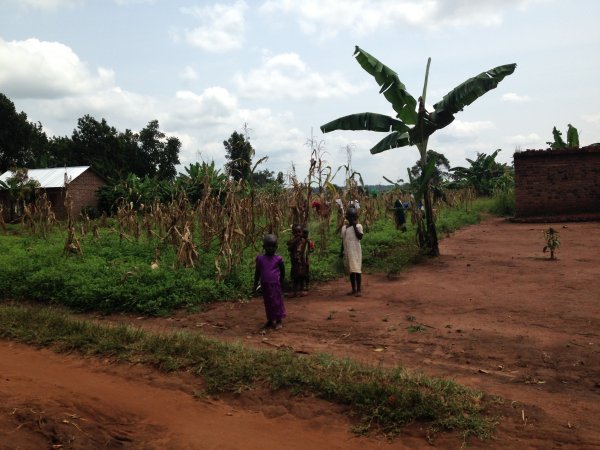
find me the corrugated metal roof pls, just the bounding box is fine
[0,166,91,188]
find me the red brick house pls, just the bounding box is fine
[0,166,106,220]
[513,144,600,221]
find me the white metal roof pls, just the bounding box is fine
[0,166,91,188]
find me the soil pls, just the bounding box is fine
[2,216,600,449]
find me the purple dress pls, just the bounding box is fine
[256,254,286,321]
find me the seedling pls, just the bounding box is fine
[543,227,560,260]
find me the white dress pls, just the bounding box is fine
[341,223,363,273]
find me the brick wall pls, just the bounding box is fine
[66,169,105,217]
[514,145,600,218]
[0,168,105,221]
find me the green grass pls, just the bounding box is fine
[0,199,491,315]
[0,303,497,441]
[489,188,516,217]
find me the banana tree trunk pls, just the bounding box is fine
[417,140,440,257]
[423,181,439,256]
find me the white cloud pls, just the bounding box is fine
[259,0,537,38]
[502,92,531,102]
[508,133,543,149]
[234,51,367,100]
[15,0,83,10]
[113,0,156,5]
[582,113,600,124]
[180,66,198,81]
[173,87,239,125]
[165,92,307,174]
[32,87,159,132]
[0,38,114,99]
[446,119,494,137]
[176,1,247,52]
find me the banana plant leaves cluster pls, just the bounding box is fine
[547,124,579,149]
[451,149,508,196]
[320,46,516,256]
[321,46,516,155]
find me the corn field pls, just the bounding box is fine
[1,171,475,279]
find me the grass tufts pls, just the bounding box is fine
[0,303,497,440]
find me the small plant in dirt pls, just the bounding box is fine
[542,227,560,260]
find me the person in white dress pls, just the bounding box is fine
[341,207,363,296]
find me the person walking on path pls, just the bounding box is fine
[253,234,286,330]
[341,207,363,297]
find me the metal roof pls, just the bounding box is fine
[0,166,91,188]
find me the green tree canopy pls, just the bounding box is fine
[0,93,48,172]
[450,150,509,196]
[224,130,254,182]
[138,120,181,181]
[48,117,180,181]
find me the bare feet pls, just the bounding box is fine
[261,321,274,330]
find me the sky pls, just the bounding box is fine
[1,0,599,185]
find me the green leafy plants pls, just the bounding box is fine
[0,304,498,441]
[320,46,516,256]
[546,124,579,149]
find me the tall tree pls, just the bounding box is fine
[224,130,254,182]
[138,120,180,181]
[321,46,516,256]
[0,93,48,172]
[157,136,181,181]
[71,115,121,178]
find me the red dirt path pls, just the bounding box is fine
[1,217,599,449]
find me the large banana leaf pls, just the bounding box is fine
[369,131,411,154]
[431,63,517,126]
[320,112,410,134]
[354,46,418,125]
[408,63,517,145]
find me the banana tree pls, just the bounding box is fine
[320,46,516,256]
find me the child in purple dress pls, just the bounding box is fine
[253,234,286,330]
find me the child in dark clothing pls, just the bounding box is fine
[287,224,308,297]
[392,199,407,232]
[302,227,314,293]
[253,234,285,330]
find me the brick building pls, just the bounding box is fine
[0,166,106,220]
[514,145,600,220]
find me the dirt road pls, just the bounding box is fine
[1,217,599,448]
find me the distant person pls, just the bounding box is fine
[311,200,322,215]
[335,198,345,232]
[286,224,308,297]
[253,234,286,330]
[302,226,315,294]
[347,199,360,212]
[341,207,363,297]
[392,199,407,232]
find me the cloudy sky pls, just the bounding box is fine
[2,0,599,184]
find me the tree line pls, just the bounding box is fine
[0,92,283,186]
